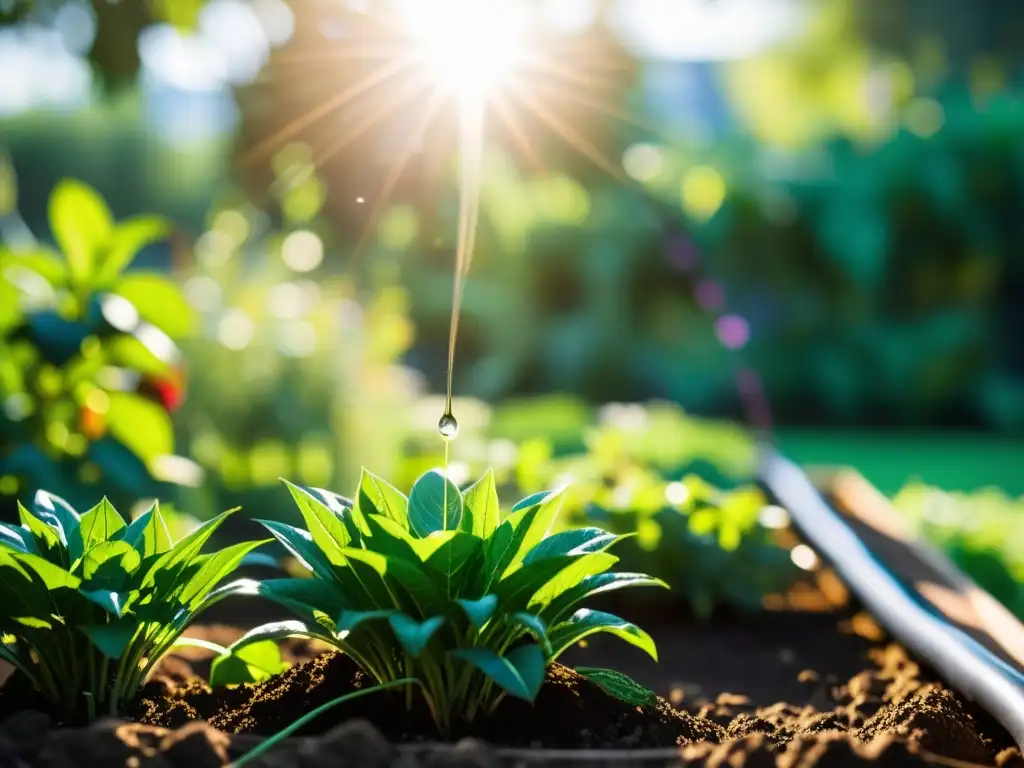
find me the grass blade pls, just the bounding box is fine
[229,678,419,767]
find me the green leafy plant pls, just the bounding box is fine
[227,468,667,734]
[1,177,195,513]
[582,476,800,619]
[892,483,1024,620]
[0,490,265,721]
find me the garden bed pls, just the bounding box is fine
[2,471,1023,767]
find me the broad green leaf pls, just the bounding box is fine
[478,520,515,594]
[523,528,620,564]
[0,248,66,286]
[481,498,562,591]
[79,589,125,617]
[0,522,35,555]
[307,487,354,513]
[257,520,334,581]
[540,572,669,624]
[338,609,395,633]
[12,616,52,630]
[362,514,421,563]
[31,491,83,559]
[575,667,657,707]
[120,502,174,558]
[97,218,171,286]
[423,532,481,596]
[388,614,444,656]
[284,481,352,565]
[549,609,658,662]
[307,486,363,542]
[461,470,499,538]
[506,490,566,571]
[81,540,139,582]
[454,644,545,702]
[357,470,409,531]
[106,392,174,464]
[0,550,39,617]
[510,612,551,655]
[194,577,261,613]
[49,179,113,286]
[341,548,437,614]
[225,621,321,654]
[408,470,463,537]
[406,529,459,561]
[106,335,172,378]
[528,552,618,611]
[259,578,345,620]
[142,509,234,589]
[511,491,552,512]
[13,552,81,590]
[494,556,576,615]
[456,594,497,631]
[80,620,138,660]
[240,552,281,569]
[113,273,194,338]
[178,539,271,610]
[209,639,286,688]
[79,498,126,550]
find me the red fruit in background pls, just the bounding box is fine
[79,406,107,441]
[141,365,188,413]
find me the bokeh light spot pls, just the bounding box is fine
[905,98,945,138]
[681,165,726,222]
[715,314,750,349]
[281,230,324,272]
[622,143,664,182]
[217,308,255,350]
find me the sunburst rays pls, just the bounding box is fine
[237,0,642,415]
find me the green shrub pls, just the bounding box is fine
[0,491,264,721]
[231,468,667,734]
[583,476,799,618]
[892,483,1024,619]
[1,177,194,513]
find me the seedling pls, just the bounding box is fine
[229,468,668,734]
[0,491,266,721]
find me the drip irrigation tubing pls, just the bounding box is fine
[759,446,1024,754]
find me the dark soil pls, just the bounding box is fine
[5,580,1020,768]
[3,496,1024,767]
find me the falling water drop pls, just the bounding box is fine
[438,412,459,440]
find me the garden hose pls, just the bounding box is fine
[759,447,1024,754]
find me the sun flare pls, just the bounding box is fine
[397,0,531,106]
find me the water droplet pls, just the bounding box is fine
[438,412,459,440]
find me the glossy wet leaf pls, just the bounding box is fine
[209,639,286,688]
[408,470,463,537]
[461,470,499,538]
[456,594,497,631]
[80,498,126,550]
[357,470,409,531]
[575,667,656,707]
[454,645,545,702]
[389,614,444,657]
[255,468,662,735]
[549,609,658,661]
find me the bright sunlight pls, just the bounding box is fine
[397,0,531,105]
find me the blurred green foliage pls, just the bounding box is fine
[892,483,1024,620]
[0,173,193,514]
[169,149,421,523]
